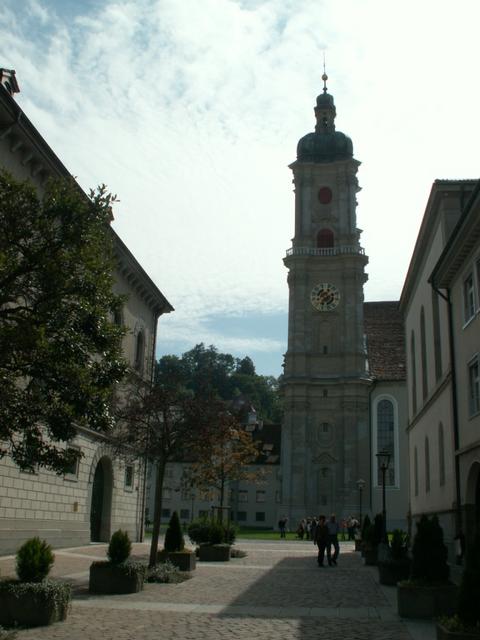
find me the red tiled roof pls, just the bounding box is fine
[364,302,405,381]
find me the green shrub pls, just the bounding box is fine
[164,511,185,552]
[372,513,383,546]
[390,529,408,561]
[146,560,190,583]
[457,531,480,627]
[107,529,132,564]
[361,514,371,540]
[16,537,54,583]
[187,518,236,546]
[411,515,449,583]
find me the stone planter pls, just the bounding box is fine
[397,582,459,619]
[0,581,70,627]
[198,544,231,562]
[157,550,196,571]
[364,546,378,566]
[378,559,410,586]
[436,621,480,640]
[89,562,145,594]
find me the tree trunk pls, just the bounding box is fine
[149,460,165,568]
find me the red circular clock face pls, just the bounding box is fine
[318,187,332,204]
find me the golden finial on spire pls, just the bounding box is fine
[322,52,328,93]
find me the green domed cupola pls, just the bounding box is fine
[297,72,353,163]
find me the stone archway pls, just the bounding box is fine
[90,456,113,542]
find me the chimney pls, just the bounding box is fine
[0,69,20,97]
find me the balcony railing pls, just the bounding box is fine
[285,245,365,257]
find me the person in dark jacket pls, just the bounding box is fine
[314,515,329,567]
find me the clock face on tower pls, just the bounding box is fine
[310,283,340,311]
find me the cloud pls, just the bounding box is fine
[1,0,480,371]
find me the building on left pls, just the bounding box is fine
[0,68,173,554]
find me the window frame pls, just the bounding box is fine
[124,464,134,491]
[372,394,399,489]
[64,446,81,482]
[468,355,480,417]
[463,273,475,324]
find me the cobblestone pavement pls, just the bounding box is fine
[1,540,435,640]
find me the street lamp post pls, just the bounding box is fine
[375,449,391,543]
[356,478,366,528]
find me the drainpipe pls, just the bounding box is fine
[430,283,462,533]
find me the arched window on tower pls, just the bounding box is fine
[134,330,145,373]
[317,228,334,249]
[376,398,396,486]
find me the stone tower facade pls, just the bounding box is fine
[280,78,371,524]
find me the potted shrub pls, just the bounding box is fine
[188,517,236,561]
[364,513,383,566]
[89,529,146,594]
[0,537,71,627]
[157,511,196,571]
[397,515,458,619]
[360,514,371,557]
[378,529,410,585]
[436,531,480,639]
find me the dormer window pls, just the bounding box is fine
[0,69,20,97]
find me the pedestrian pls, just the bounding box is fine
[278,516,287,539]
[314,514,329,566]
[327,513,340,565]
[347,516,355,540]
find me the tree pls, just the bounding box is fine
[156,343,282,423]
[115,380,217,567]
[0,172,127,473]
[188,401,262,515]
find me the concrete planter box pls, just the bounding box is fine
[89,562,145,594]
[436,621,480,640]
[378,560,410,586]
[157,550,196,571]
[0,582,69,627]
[198,544,231,562]
[397,582,458,619]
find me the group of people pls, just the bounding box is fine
[294,515,360,542]
[278,513,361,567]
[313,514,340,567]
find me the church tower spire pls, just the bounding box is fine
[279,79,370,526]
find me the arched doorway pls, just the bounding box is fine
[90,456,113,542]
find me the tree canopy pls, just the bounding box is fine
[155,343,282,423]
[0,172,127,472]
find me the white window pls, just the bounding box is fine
[64,447,80,480]
[438,423,445,487]
[238,490,248,503]
[124,465,134,490]
[414,447,419,496]
[425,437,430,493]
[256,490,266,503]
[468,357,480,416]
[134,330,145,372]
[464,274,475,322]
[374,397,397,487]
[162,487,172,500]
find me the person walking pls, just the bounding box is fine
[327,513,340,565]
[314,515,329,567]
[278,516,287,539]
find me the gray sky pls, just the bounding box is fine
[1,0,479,375]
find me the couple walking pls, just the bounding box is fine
[314,514,339,567]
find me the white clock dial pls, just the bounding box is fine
[310,283,340,311]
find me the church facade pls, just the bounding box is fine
[279,77,409,529]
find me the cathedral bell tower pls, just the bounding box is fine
[280,74,370,523]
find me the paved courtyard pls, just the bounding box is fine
[0,539,436,640]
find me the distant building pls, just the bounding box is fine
[401,179,480,555]
[0,68,173,554]
[280,76,409,529]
